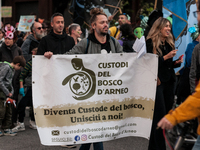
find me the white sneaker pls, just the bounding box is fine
[29,120,37,129]
[12,122,25,132]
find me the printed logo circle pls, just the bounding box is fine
[81,134,87,141]
[75,135,80,141]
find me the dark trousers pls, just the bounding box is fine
[0,90,12,129]
[79,142,103,150]
[148,81,175,150]
[17,87,34,123]
[12,70,21,123]
[176,67,191,104]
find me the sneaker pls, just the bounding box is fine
[60,145,76,148]
[0,131,3,136]
[4,129,17,136]
[29,120,37,129]
[12,122,25,132]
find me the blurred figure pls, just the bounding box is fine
[0,29,5,47]
[12,48,38,133]
[0,26,23,127]
[0,56,26,136]
[118,23,135,52]
[177,24,200,104]
[109,13,130,39]
[68,23,82,44]
[21,22,45,62]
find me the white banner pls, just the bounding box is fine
[32,53,158,145]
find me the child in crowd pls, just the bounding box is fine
[12,48,37,132]
[0,56,26,136]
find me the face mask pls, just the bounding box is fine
[134,27,144,39]
[5,31,14,39]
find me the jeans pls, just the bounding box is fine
[79,142,103,150]
[192,135,200,150]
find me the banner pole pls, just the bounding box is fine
[154,0,158,10]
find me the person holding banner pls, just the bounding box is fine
[44,8,123,150]
[37,13,75,55]
[146,17,183,150]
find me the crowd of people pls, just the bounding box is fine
[1,1,200,150]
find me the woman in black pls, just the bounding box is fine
[146,17,183,150]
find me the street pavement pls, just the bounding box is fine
[0,109,171,150]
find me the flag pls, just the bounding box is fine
[163,0,189,40]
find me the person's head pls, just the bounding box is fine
[68,23,82,38]
[4,23,11,31]
[12,56,26,70]
[4,26,18,47]
[120,23,135,40]
[133,26,144,39]
[90,8,108,36]
[30,12,37,21]
[146,17,174,56]
[31,22,45,40]
[194,0,200,29]
[118,13,129,26]
[0,29,4,40]
[51,13,64,35]
[31,48,37,55]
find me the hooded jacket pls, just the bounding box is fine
[37,30,75,55]
[0,42,22,63]
[21,34,39,62]
[68,33,123,54]
[0,62,14,96]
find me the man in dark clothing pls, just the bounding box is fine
[37,12,76,149]
[21,22,45,62]
[37,13,75,55]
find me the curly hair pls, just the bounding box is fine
[89,8,107,33]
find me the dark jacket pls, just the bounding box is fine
[146,38,180,82]
[190,43,200,93]
[118,38,135,52]
[0,43,22,63]
[37,30,75,55]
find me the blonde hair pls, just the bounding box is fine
[146,17,175,56]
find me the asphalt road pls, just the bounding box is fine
[0,109,171,150]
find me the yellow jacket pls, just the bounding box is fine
[165,82,200,135]
[109,26,120,39]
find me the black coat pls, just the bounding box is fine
[146,38,180,82]
[37,30,75,55]
[0,43,22,63]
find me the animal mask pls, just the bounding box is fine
[4,25,15,39]
[134,27,144,39]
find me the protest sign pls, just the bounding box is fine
[32,53,158,145]
[18,15,35,32]
[1,6,12,18]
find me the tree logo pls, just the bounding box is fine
[62,58,96,100]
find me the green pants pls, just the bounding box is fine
[0,91,12,129]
